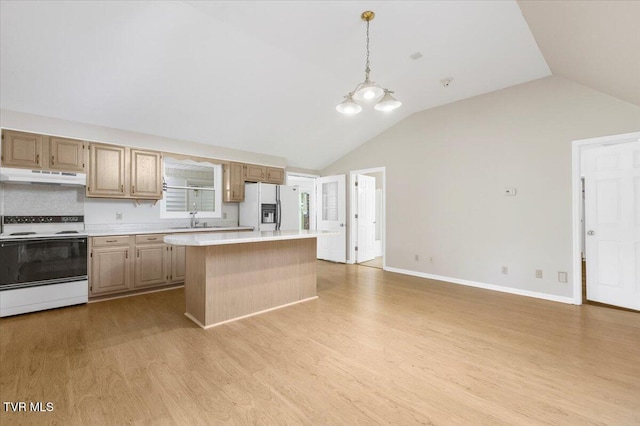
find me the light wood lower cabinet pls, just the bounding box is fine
[168,245,186,283]
[89,233,186,298]
[134,244,168,288]
[90,240,132,296]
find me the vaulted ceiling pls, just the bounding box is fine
[0,1,637,170]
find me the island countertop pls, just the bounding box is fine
[164,230,336,246]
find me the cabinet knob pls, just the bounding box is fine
[51,155,55,165]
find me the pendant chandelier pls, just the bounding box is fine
[336,11,401,115]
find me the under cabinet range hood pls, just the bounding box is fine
[0,167,86,186]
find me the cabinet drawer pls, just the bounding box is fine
[92,235,132,247]
[135,234,166,244]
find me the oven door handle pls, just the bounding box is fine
[1,238,87,247]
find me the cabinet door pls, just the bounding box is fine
[50,137,85,172]
[245,164,266,182]
[1,130,43,169]
[224,162,245,202]
[265,167,285,184]
[87,143,126,197]
[134,244,167,288]
[170,245,186,283]
[130,149,162,199]
[91,246,131,295]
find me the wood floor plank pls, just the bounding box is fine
[1,260,639,425]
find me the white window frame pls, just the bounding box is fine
[160,158,223,219]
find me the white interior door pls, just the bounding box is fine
[584,141,640,310]
[356,174,376,263]
[317,174,346,262]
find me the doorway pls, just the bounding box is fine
[286,173,318,231]
[572,132,640,310]
[349,167,386,269]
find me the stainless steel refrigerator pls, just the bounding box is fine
[239,183,300,231]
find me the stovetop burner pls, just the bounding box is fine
[10,232,37,236]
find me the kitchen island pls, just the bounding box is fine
[164,230,332,328]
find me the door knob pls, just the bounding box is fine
[340,223,344,227]
[587,230,595,236]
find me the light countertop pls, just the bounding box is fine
[87,226,253,237]
[164,230,337,246]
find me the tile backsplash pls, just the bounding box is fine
[0,183,85,216]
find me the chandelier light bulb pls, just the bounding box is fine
[336,95,362,115]
[374,90,402,112]
[353,81,384,103]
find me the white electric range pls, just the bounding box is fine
[0,215,88,317]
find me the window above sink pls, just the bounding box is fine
[160,157,223,219]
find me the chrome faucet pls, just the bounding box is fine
[190,202,199,228]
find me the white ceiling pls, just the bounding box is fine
[0,1,550,170]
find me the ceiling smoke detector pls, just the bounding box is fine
[440,78,453,87]
[409,52,423,60]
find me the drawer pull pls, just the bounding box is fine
[51,155,55,165]
[106,240,117,243]
[147,237,157,241]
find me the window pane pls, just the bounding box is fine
[322,181,338,221]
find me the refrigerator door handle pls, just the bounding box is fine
[276,186,281,230]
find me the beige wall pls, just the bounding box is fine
[322,76,640,298]
[0,109,287,167]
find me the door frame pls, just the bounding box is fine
[348,167,386,266]
[571,131,640,305]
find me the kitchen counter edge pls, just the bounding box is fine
[87,226,254,237]
[164,230,337,246]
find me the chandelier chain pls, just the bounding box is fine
[364,20,371,82]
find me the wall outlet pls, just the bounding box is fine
[558,271,568,283]
[502,266,508,274]
[429,256,433,264]
[415,254,419,261]
[116,212,123,221]
[504,187,517,196]
[536,269,543,279]
[223,212,227,219]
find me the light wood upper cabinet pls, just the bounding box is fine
[134,244,167,288]
[265,167,285,184]
[87,144,162,200]
[224,162,245,202]
[130,149,162,199]
[87,143,126,197]
[1,130,43,169]
[49,136,85,172]
[245,164,266,182]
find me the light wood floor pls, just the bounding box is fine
[1,261,639,425]
[359,256,383,269]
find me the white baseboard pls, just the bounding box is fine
[383,267,576,305]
